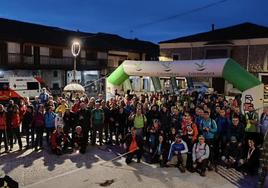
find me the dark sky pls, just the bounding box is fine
[0,0,267,43]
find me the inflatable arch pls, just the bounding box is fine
[107,58,264,113]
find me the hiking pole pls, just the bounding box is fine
[4,122,9,152]
[100,147,139,165]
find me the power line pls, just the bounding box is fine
[80,0,228,40]
[131,0,228,30]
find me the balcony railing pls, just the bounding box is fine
[4,53,107,69]
[7,53,34,65]
[40,55,73,66]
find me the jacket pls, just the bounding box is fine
[200,118,217,139]
[168,140,188,161]
[0,111,6,130]
[44,112,56,128]
[11,112,20,128]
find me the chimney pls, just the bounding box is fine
[211,24,215,31]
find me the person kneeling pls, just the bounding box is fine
[72,126,87,154]
[51,125,70,155]
[151,134,169,167]
[167,134,188,173]
[124,127,143,164]
[192,135,210,177]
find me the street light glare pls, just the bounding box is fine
[71,41,81,57]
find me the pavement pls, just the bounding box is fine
[0,141,259,188]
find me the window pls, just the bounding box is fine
[50,48,63,58]
[27,82,39,90]
[52,83,60,89]
[24,45,32,56]
[205,49,228,59]
[86,50,97,60]
[172,54,180,60]
[53,71,58,77]
[0,82,9,90]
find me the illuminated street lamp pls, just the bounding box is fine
[71,41,81,82]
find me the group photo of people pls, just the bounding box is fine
[0,87,267,178]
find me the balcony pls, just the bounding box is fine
[7,53,34,65]
[1,53,107,70]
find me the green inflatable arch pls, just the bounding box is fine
[107,58,261,92]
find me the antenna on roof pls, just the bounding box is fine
[211,24,215,31]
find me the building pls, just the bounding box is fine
[159,22,268,95]
[0,18,159,96]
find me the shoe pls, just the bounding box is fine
[208,165,213,171]
[9,148,13,151]
[137,159,141,163]
[178,165,186,173]
[200,171,206,177]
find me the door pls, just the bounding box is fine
[0,41,7,65]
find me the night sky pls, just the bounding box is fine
[0,0,267,43]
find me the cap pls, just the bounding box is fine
[230,136,237,142]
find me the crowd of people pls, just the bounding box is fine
[0,87,267,177]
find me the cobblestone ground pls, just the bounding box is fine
[0,139,259,188]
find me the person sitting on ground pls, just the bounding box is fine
[51,125,70,155]
[192,135,210,177]
[167,134,188,173]
[72,126,87,154]
[237,139,260,175]
[221,136,242,169]
[151,134,169,167]
[124,127,143,164]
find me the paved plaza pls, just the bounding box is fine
[0,142,258,188]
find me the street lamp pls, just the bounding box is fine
[71,41,81,82]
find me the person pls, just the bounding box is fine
[151,134,169,167]
[0,104,8,152]
[245,105,259,145]
[54,111,64,129]
[115,106,128,145]
[160,104,171,133]
[229,116,244,144]
[39,88,49,104]
[63,108,77,136]
[167,134,188,173]
[238,139,260,175]
[10,105,22,151]
[90,102,104,146]
[72,126,87,154]
[77,102,91,145]
[124,127,143,164]
[192,135,210,177]
[55,99,69,115]
[51,125,70,155]
[44,106,56,145]
[34,105,45,150]
[221,136,242,169]
[148,119,161,154]
[199,110,217,170]
[129,108,147,137]
[259,106,268,145]
[22,105,34,149]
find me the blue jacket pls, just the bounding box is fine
[168,140,188,161]
[200,118,217,140]
[215,116,230,135]
[44,112,56,128]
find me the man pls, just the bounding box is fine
[90,102,104,145]
[259,106,268,145]
[167,134,188,173]
[51,125,70,155]
[77,102,91,144]
[129,108,147,137]
[72,126,87,154]
[39,88,49,104]
[245,105,259,144]
[192,135,210,176]
[199,110,217,170]
[229,116,245,144]
[0,104,8,152]
[221,136,242,169]
[124,127,143,164]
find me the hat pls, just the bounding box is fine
[230,136,237,142]
[175,134,182,139]
[57,125,63,129]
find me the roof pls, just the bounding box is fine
[0,18,158,55]
[159,22,268,44]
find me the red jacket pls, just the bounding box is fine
[11,112,21,128]
[51,130,68,150]
[0,112,6,130]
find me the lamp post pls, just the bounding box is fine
[71,41,81,82]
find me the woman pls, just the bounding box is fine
[34,105,45,150]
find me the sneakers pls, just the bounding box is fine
[178,165,186,173]
[200,171,206,177]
